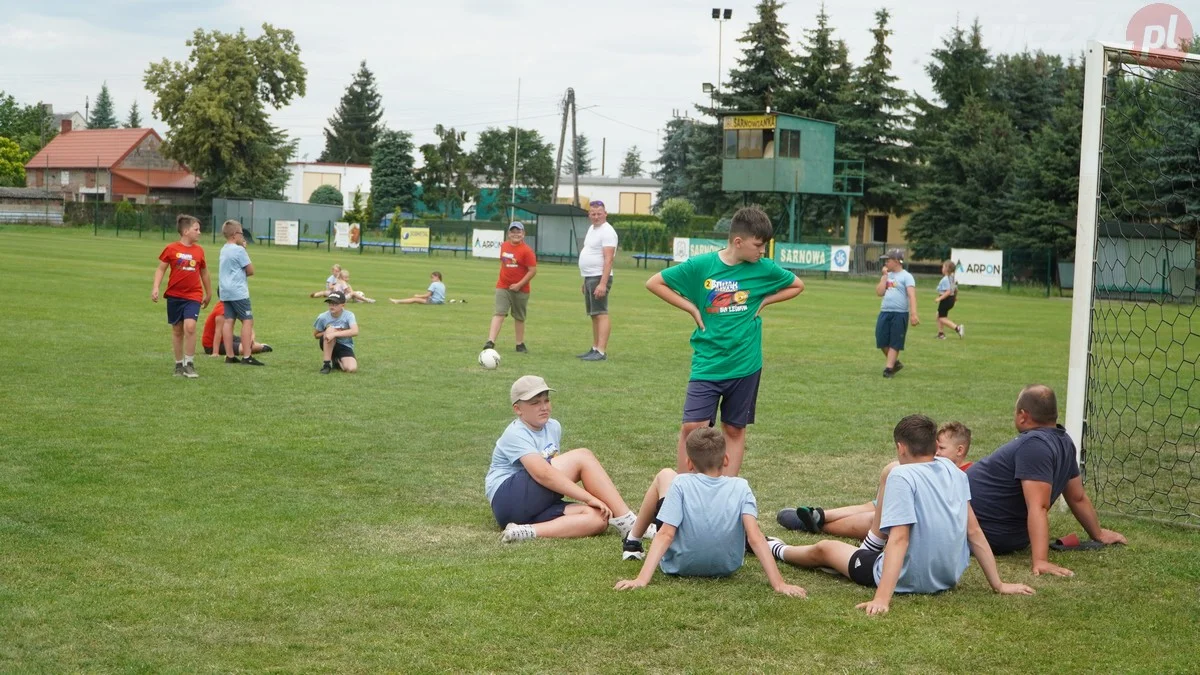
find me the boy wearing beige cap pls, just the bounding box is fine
[486,375,637,543]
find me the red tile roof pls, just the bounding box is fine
[111,168,198,190]
[25,128,159,169]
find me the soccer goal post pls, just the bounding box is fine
[1067,41,1200,527]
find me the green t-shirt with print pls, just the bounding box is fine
[660,250,797,381]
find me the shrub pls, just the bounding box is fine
[308,184,344,206]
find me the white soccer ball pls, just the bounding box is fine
[478,348,502,370]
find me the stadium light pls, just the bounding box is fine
[712,8,732,112]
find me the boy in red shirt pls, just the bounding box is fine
[201,301,271,356]
[151,214,211,378]
[484,222,537,353]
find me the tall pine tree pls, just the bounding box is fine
[653,118,692,208]
[125,100,142,128]
[620,146,643,177]
[565,134,594,175]
[719,0,794,112]
[371,129,416,223]
[320,61,384,164]
[89,82,119,129]
[785,3,852,121]
[840,9,914,243]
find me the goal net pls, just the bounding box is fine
[1066,41,1200,527]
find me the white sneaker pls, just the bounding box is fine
[500,523,535,543]
[644,523,657,540]
[956,324,965,338]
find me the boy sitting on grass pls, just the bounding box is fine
[766,415,1033,615]
[614,427,806,598]
[778,421,974,546]
[487,375,638,543]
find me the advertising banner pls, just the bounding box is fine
[472,229,504,259]
[274,220,298,247]
[952,248,1003,287]
[400,227,430,253]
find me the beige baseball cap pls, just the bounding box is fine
[510,375,555,404]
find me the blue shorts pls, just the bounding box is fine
[875,312,908,351]
[490,470,568,526]
[682,369,762,428]
[224,298,253,321]
[166,297,200,325]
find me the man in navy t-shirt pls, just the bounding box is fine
[967,385,1126,576]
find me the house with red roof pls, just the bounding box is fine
[24,120,198,204]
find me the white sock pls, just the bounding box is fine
[175,359,183,366]
[595,349,605,356]
[769,540,789,561]
[183,355,194,366]
[860,530,887,552]
[609,512,636,537]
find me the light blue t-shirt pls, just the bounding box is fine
[936,275,957,296]
[657,473,757,577]
[219,243,252,301]
[880,270,915,313]
[485,418,562,502]
[874,456,971,594]
[313,308,357,348]
[428,281,446,304]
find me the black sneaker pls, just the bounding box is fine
[320,362,332,375]
[621,538,645,561]
[225,357,241,364]
[796,506,825,533]
[515,343,528,353]
[173,363,184,377]
[259,344,273,353]
[883,368,894,378]
[893,361,904,374]
[483,340,495,350]
[581,351,607,361]
[576,348,597,359]
[242,356,266,366]
[182,363,199,379]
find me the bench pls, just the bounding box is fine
[632,253,674,268]
[430,244,469,257]
[256,236,325,247]
[359,240,397,252]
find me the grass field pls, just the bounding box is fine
[1,225,1197,673]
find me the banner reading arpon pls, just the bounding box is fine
[400,227,430,253]
[472,229,504,259]
[952,248,1003,287]
[274,220,298,247]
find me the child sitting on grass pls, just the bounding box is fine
[614,427,806,598]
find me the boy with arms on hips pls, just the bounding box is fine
[313,291,358,374]
[778,422,975,542]
[645,206,804,476]
[766,415,1034,615]
[486,375,638,543]
[218,220,265,366]
[876,249,918,378]
[615,427,807,598]
[151,214,212,378]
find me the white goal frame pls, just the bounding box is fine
[1066,41,1200,467]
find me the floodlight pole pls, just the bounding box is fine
[510,78,521,221]
[713,8,732,108]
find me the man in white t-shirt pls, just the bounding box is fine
[577,200,618,361]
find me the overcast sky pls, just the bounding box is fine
[0,0,1187,173]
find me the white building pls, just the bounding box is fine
[284,162,372,210]
[554,175,661,215]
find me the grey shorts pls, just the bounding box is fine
[224,298,253,321]
[494,289,529,322]
[582,275,613,316]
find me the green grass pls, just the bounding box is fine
[1,225,1198,673]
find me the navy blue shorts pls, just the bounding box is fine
[224,298,253,321]
[682,369,762,428]
[316,336,355,363]
[875,312,908,351]
[848,549,881,587]
[166,297,200,325]
[490,470,568,526]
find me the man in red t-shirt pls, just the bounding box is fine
[151,214,212,378]
[201,301,271,356]
[484,222,537,353]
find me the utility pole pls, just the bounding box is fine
[509,78,521,221]
[552,88,574,206]
[570,94,579,207]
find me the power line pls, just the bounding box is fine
[580,108,658,135]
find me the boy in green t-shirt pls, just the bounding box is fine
[645,206,804,475]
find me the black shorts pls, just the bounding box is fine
[490,471,568,526]
[848,549,882,587]
[316,336,355,362]
[203,336,241,355]
[166,297,200,325]
[937,296,956,318]
[682,369,762,428]
[875,312,908,351]
[652,497,665,529]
